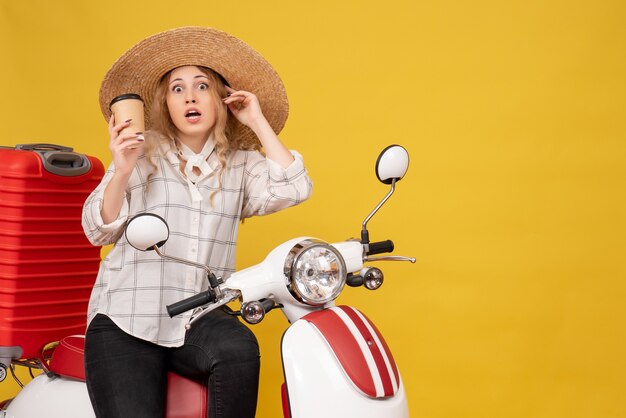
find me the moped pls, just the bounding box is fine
[1,144,414,418]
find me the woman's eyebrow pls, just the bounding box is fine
[169,75,209,85]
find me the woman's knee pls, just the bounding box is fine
[202,319,259,366]
[221,324,260,362]
[169,312,259,378]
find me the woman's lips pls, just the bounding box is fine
[185,109,202,123]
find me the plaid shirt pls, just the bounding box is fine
[82,140,312,346]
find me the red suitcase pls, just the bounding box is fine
[0,143,104,361]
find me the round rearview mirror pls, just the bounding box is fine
[125,213,169,251]
[376,145,409,184]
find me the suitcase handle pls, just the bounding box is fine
[16,143,91,177]
[15,143,74,152]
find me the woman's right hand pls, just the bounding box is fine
[108,114,145,176]
[100,115,144,224]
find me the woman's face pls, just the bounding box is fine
[166,66,218,144]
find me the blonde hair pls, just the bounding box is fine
[143,66,246,199]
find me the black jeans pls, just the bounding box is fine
[84,310,260,418]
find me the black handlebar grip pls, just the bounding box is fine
[367,240,394,255]
[167,291,214,318]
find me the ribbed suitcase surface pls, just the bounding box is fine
[0,144,104,359]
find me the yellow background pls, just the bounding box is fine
[1,0,625,417]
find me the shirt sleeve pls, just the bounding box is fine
[82,162,130,246]
[241,150,313,219]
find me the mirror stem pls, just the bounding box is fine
[153,246,222,294]
[361,178,397,247]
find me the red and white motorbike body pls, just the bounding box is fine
[217,236,409,418]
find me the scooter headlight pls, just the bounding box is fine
[284,239,347,306]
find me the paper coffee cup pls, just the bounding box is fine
[110,93,145,135]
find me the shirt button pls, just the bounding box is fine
[191,248,197,253]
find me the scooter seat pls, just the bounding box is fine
[48,335,208,418]
[48,335,86,380]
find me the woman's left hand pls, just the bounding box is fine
[222,86,266,130]
[224,87,294,167]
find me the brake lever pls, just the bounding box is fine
[364,255,416,263]
[185,289,242,329]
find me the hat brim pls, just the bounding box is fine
[99,26,288,148]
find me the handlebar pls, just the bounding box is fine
[167,290,215,317]
[367,240,394,255]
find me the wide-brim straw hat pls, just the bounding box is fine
[99,26,288,149]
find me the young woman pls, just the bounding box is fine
[82,27,312,418]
